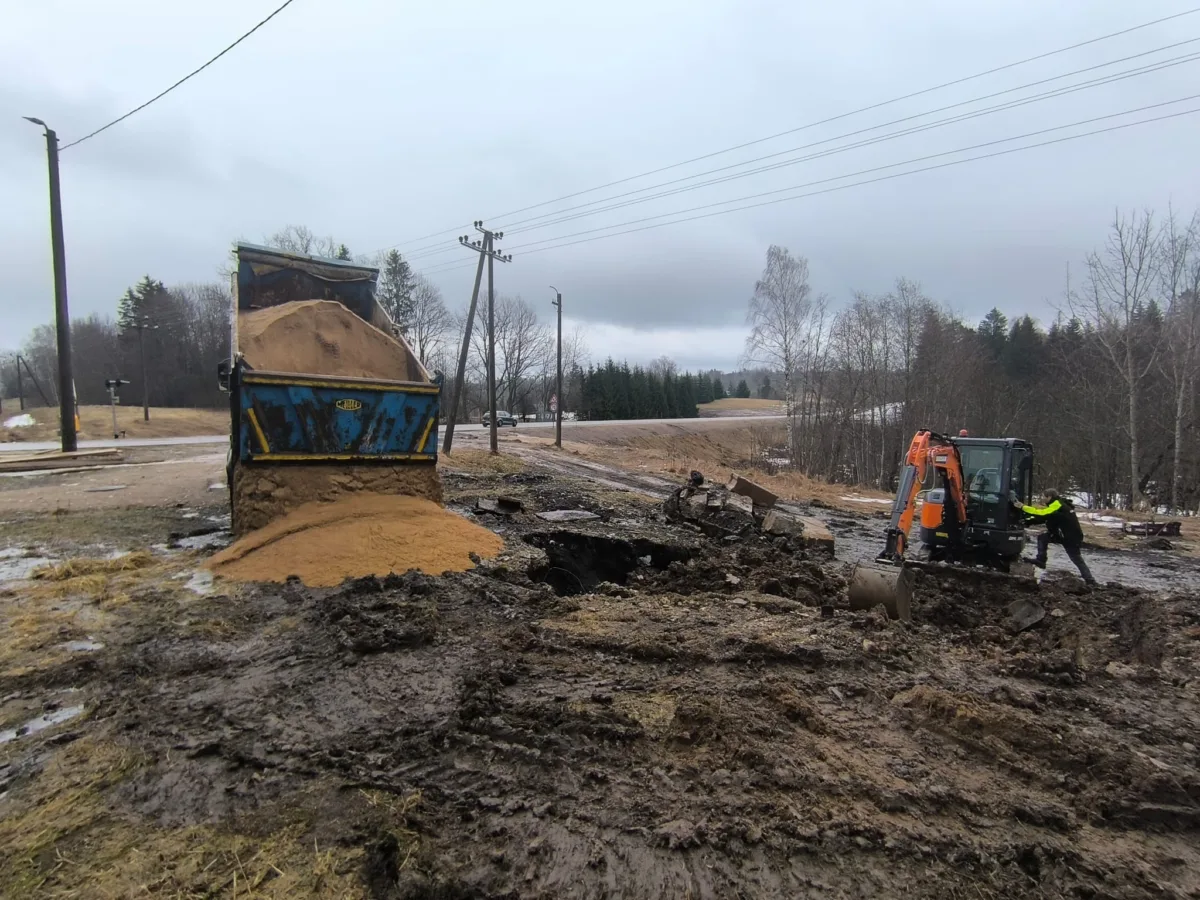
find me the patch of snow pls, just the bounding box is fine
[3,413,34,428]
[59,639,104,653]
[208,483,225,491]
[841,496,892,505]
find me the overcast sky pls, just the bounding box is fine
[4,1,1199,370]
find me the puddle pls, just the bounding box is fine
[0,549,54,585]
[177,570,214,595]
[59,639,104,653]
[175,532,230,551]
[0,705,84,745]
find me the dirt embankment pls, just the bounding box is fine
[2,467,1199,898]
[239,300,420,382]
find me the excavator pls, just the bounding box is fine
[848,429,1035,621]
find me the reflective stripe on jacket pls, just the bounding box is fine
[1021,498,1084,546]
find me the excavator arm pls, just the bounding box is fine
[878,431,967,562]
[850,430,968,620]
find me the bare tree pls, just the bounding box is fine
[265,225,343,260]
[1159,206,1200,510]
[743,245,826,454]
[408,275,451,369]
[1071,210,1162,508]
[471,296,553,415]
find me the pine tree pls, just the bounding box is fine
[759,374,772,399]
[335,244,353,260]
[678,373,698,417]
[978,308,1008,359]
[735,379,751,398]
[696,373,714,404]
[712,377,727,400]
[378,250,415,333]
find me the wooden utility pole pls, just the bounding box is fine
[550,287,562,448]
[25,118,76,451]
[122,316,159,422]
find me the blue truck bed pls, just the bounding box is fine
[223,243,440,467]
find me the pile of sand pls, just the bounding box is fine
[238,299,418,381]
[208,493,503,587]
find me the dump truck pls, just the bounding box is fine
[218,242,442,535]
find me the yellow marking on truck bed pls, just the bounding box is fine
[251,452,436,462]
[417,416,436,453]
[246,408,271,453]
[242,372,439,394]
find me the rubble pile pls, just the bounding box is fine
[663,471,834,555]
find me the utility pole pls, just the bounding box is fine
[15,355,24,411]
[121,315,158,422]
[443,228,489,455]
[550,286,562,448]
[24,117,76,452]
[450,223,511,455]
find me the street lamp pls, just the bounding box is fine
[25,116,76,452]
[549,286,562,448]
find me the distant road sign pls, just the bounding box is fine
[549,394,558,413]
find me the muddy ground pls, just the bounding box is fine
[2,457,1200,898]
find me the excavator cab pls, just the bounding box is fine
[849,432,1034,620]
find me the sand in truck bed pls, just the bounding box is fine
[238,299,419,381]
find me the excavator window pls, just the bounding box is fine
[960,445,1005,505]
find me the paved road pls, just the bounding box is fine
[0,415,784,453]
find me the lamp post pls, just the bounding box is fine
[24,117,76,452]
[550,287,562,449]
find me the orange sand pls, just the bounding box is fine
[238,299,419,381]
[207,493,503,586]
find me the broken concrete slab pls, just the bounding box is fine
[475,497,524,516]
[706,492,725,511]
[1006,598,1046,633]
[727,474,777,510]
[762,509,801,538]
[795,516,835,556]
[535,509,601,523]
[725,493,753,517]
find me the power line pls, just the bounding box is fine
[497,52,1200,240]
[60,0,299,151]
[416,99,1200,275]
[496,45,1200,238]
[377,6,1200,254]
[403,46,1200,265]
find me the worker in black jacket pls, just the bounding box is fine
[1017,489,1096,585]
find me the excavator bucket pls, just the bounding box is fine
[848,560,915,622]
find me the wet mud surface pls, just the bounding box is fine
[3,469,1200,898]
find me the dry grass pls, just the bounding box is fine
[32,552,155,582]
[698,398,784,411]
[3,406,227,443]
[0,734,386,898]
[439,449,526,475]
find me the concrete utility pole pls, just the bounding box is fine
[550,287,562,448]
[443,229,488,455]
[24,117,76,452]
[443,223,511,454]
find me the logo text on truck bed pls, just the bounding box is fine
[335,398,363,411]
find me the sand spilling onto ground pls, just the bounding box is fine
[238,299,418,381]
[208,493,502,586]
[230,462,443,536]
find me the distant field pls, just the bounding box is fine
[2,405,227,442]
[698,398,784,413]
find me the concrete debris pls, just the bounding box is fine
[662,475,834,554]
[476,496,524,516]
[1105,660,1137,679]
[535,509,601,523]
[726,473,777,509]
[724,574,742,587]
[1006,598,1046,633]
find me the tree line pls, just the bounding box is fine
[744,207,1200,511]
[575,359,709,421]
